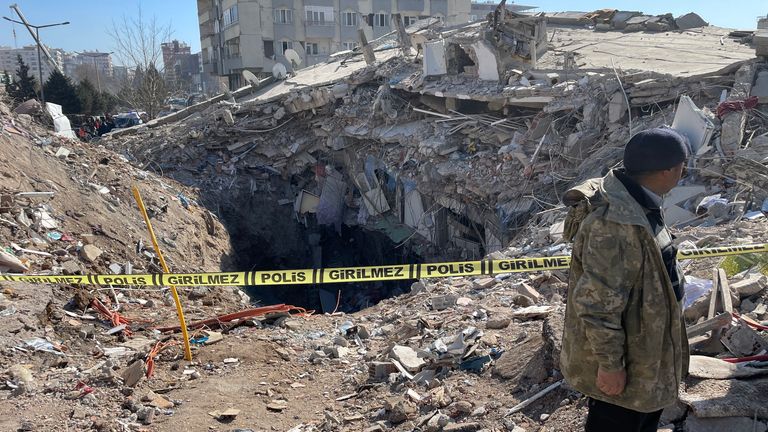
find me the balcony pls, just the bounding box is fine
[200,21,215,38]
[198,10,211,24]
[222,56,244,73]
[304,21,335,38]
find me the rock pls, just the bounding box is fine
[503,419,526,432]
[486,318,511,329]
[391,345,425,372]
[511,294,535,307]
[539,413,550,421]
[542,308,564,370]
[187,286,210,300]
[357,325,371,339]
[731,274,767,297]
[70,406,89,420]
[685,415,766,432]
[410,281,426,294]
[60,260,83,275]
[426,413,450,431]
[309,350,328,363]
[608,91,627,123]
[80,244,103,263]
[147,392,174,409]
[386,398,418,423]
[324,346,349,358]
[471,406,486,417]
[137,406,155,425]
[493,334,548,386]
[431,294,458,310]
[512,305,553,320]
[473,277,497,289]
[121,360,146,387]
[456,297,473,306]
[449,400,474,416]
[429,386,452,408]
[513,282,541,302]
[8,365,34,386]
[221,110,235,125]
[283,319,302,331]
[208,408,238,421]
[333,336,348,347]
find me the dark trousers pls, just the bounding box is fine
[585,398,663,432]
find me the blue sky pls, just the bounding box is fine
[0,0,763,63]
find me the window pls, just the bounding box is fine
[274,9,293,24]
[225,41,240,58]
[342,41,358,51]
[223,5,239,27]
[264,40,275,58]
[306,10,326,24]
[403,15,418,25]
[306,43,319,55]
[374,13,389,27]
[342,11,357,26]
[279,41,293,55]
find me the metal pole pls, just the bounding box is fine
[9,4,64,74]
[35,27,44,105]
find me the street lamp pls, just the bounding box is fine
[77,52,113,93]
[2,16,69,106]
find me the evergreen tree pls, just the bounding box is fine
[6,55,38,102]
[99,91,118,113]
[0,71,10,85]
[43,70,80,114]
[76,78,102,115]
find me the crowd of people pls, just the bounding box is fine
[75,115,115,141]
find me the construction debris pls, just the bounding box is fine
[0,6,766,432]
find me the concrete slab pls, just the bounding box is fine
[685,415,767,432]
[681,378,768,419]
[675,12,708,30]
[424,39,448,77]
[240,48,401,104]
[538,26,754,78]
[671,95,715,154]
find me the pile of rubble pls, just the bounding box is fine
[0,5,767,432]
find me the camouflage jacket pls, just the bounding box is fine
[560,170,689,413]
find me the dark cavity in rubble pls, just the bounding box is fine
[215,187,420,313]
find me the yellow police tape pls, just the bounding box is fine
[1,243,767,287]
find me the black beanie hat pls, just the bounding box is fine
[623,128,690,172]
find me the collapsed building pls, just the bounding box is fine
[0,6,767,432]
[106,6,761,312]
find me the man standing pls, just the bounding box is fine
[561,128,690,432]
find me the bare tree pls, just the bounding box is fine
[107,4,172,70]
[107,4,172,118]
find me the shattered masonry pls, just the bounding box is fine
[1,5,768,432]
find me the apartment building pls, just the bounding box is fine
[197,0,471,89]
[61,51,114,80]
[468,1,535,21]
[0,45,63,82]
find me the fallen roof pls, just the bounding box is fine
[538,25,755,77]
[240,48,402,105]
